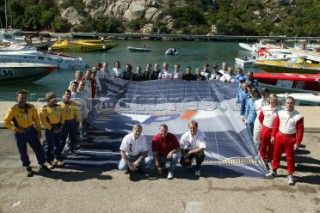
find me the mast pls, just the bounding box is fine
[5,0,8,29]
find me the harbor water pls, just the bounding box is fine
[0,40,254,101]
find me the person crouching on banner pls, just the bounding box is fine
[118,124,152,174]
[267,96,304,185]
[258,93,280,170]
[39,92,64,169]
[59,89,80,157]
[3,90,52,177]
[180,120,206,177]
[151,124,180,180]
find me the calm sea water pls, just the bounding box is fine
[0,40,251,101]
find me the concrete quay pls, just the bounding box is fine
[0,101,319,212]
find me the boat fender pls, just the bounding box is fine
[57,57,63,63]
[102,45,106,49]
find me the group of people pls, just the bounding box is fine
[118,121,206,179]
[4,89,80,176]
[78,61,239,83]
[3,59,305,185]
[239,85,304,185]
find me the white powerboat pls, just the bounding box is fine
[0,50,88,70]
[0,62,56,83]
[165,48,178,55]
[127,46,151,52]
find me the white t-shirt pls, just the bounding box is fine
[111,67,123,78]
[158,70,172,79]
[180,129,206,150]
[172,72,182,79]
[119,133,148,156]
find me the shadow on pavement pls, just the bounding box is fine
[36,167,113,182]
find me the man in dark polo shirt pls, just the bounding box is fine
[151,124,180,179]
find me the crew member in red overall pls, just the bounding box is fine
[267,96,304,185]
[258,93,280,169]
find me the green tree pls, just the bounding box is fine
[52,16,71,32]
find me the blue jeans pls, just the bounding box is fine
[247,122,254,136]
[151,153,179,173]
[118,154,152,171]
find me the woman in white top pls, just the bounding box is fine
[110,61,123,78]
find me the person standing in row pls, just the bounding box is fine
[118,124,152,174]
[4,90,52,177]
[181,67,195,81]
[258,93,280,169]
[180,120,206,177]
[152,124,180,179]
[39,92,64,169]
[244,88,260,136]
[59,89,80,157]
[267,96,304,185]
[158,62,172,80]
[253,87,269,148]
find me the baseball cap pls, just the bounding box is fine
[239,76,246,81]
[261,87,269,93]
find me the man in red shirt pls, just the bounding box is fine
[267,96,304,185]
[152,124,180,179]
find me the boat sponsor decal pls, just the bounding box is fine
[276,80,293,88]
[1,69,15,77]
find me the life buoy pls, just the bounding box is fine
[57,57,63,63]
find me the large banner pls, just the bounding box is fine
[67,79,267,178]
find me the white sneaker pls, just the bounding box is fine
[167,171,174,180]
[288,174,294,185]
[195,170,200,177]
[266,170,277,178]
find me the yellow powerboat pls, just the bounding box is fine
[254,57,320,74]
[49,39,118,52]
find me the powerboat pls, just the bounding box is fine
[165,48,178,55]
[235,48,296,69]
[0,50,88,70]
[127,46,151,52]
[254,57,320,74]
[49,39,118,52]
[0,62,56,83]
[277,92,320,106]
[253,72,320,93]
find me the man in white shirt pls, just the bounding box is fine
[180,120,206,177]
[158,62,172,79]
[118,124,152,174]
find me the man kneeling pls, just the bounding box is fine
[118,124,151,174]
[180,120,206,177]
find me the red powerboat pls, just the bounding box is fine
[253,72,320,92]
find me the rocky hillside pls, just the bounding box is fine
[1,0,320,36]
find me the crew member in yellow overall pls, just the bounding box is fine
[59,89,80,156]
[39,92,64,168]
[3,90,52,177]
